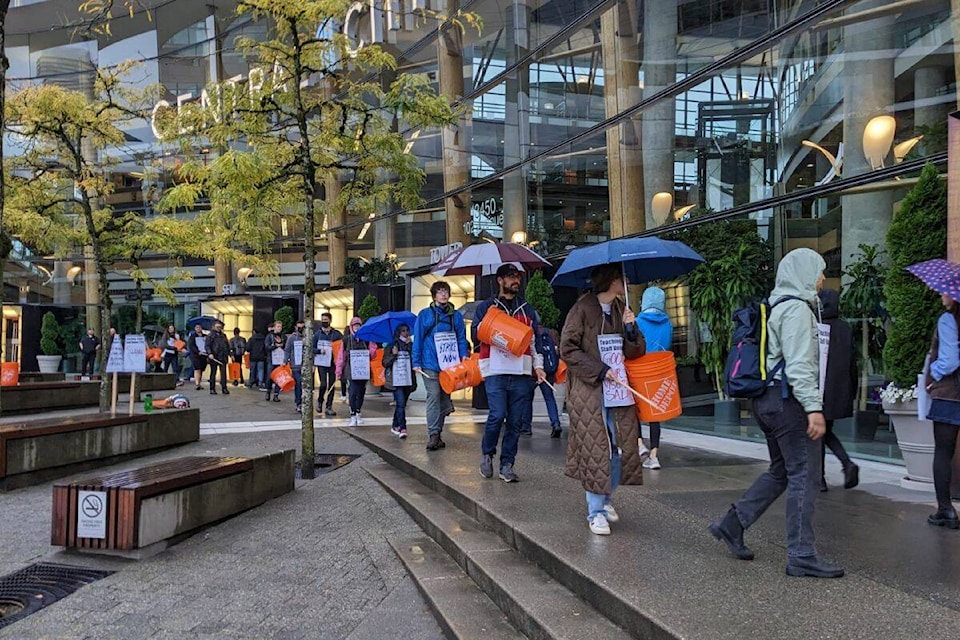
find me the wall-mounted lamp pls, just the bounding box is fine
[801,140,844,184]
[510,230,528,245]
[863,115,897,169]
[674,204,696,221]
[893,136,923,163]
[36,265,53,286]
[237,267,254,286]
[66,265,83,286]
[651,192,673,225]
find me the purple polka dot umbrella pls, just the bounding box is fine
[905,258,960,303]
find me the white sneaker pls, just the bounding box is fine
[349,414,358,426]
[356,415,363,426]
[340,395,347,403]
[589,513,611,535]
[604,504,619,523]
[643,456,662,470]
[638,442,650,459]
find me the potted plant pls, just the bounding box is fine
[38,311,63,373]
[838,244,887,442]
[357,295,383,392]
[881,163,946,485]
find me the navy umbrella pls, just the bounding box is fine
[354,311,417,345]
[186,316,218,330]
[551,237,705,294]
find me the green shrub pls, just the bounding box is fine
[274,306,295,335]
[40,312,61,356]
[525,270,560,329]
[883,163,946,387]
[357,294,381,322]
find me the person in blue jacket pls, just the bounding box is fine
[635,286,673,470]
[413,281,470,451]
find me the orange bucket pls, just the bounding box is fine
[1,362,19,386]
[243,353,250,369]
[371,349,386,387]
[173,339,186,351]
[270,363,296,392]
[555,360,568,384]
[477,307,533,357]
[146,347,163,362]
[228,362,241,381]
[624,351,682,422]
[439,354,483,394]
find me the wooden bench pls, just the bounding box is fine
[0,410,200,490]
[1,381,100,414]
[51,451,294,553]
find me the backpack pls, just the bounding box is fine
[538,329,560,375]
[723,296,802,399]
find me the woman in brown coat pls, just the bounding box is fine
[560,263,646,535]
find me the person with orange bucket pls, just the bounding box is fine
[413,281,471,451]
[635,286,673,470]
[336,317,378,426]
[474,264,547,483]
[560,263,646,536]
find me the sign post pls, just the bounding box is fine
[105,337,124,416]
[122,335,147,416]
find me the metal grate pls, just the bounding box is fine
[295,453,360,479]
[0,563,113,630]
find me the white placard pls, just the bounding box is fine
[918,357,932,421]
[77,490,107,539]
[488,347,525,376]
[314,340,332,368]
[105,336,124,373]
[350,349,371,380]
[122,334,147,373]
[434,332,460,371]
[598,334,633,408]
[293,340,303,367]
[271,347,286,366]
[194,336,207,355]
[392,352,413,387]
[817,323,831,397]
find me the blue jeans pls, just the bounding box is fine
[586,408,621,519]
[733,385,821,559]
[521,374,560,431]
[348,379,367,415]
[248,360,265,388]
[423,370,453,436]
[482,374,536,469]
[265,363,281,398]
[392,387,412,428]
[292,367,303,408]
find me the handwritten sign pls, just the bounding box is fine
[122,335,147,373]
[350,349,371,380]
[393,352,413,387]
[314,340,332,368]
[271,347,286,366]
[195,336,207,355]
[105,336,124,373]
[293,340,303,367]
[77,490,107,539]
[598,334,633,408]
[817,323,831,398]
[434,332,460,371]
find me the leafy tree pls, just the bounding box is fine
[526,270,560,329]
[274,306,295,335]
[357,295,382,322]
[40,312,62,356]
[840,244,887,410]
[883,163,946,387]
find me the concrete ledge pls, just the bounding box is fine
[1,409,200,490]
[1,381,100,414]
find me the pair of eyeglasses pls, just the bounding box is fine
[351,323,361,328]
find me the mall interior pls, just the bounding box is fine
[2,0,957,462]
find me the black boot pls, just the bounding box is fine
[426,433,441,451]
[550,426,562,438]
[928,508,960,529]
[820,478,828,492]
[786,556,845,578]
[708,506,754,560]
[843,463,860,489]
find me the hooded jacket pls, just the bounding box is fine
[636,287,673,352]
[767,248,826,413]
[818,289,857,420]
[412,302,469,372]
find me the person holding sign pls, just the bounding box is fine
[264,321,286,402]
[336,316,378,426]
[473,264,548,483]
[313,312,343,417]
[187,323,208,390]
[284,320,307,413]
[160,325,183,384]
[413,281,470,451]
[384,323,417,439]
[206,321,231,395]
[560,263,645,535]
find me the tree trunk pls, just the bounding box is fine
[301,183,316,479]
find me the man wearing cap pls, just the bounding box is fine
[472,263,548,482]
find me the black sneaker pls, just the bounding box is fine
[479,454,493,479]
[196,385,203,391]
[550,427,562,438]
[437,435,446,448]
[221,388,230,395]
[785,556,844,578]
[499,464,519,483]
[272,395,281,402]
[928,508,960,529]
[426,433,441,451]
[843,463,860,489]
[233,380,239,386]
[324,409,336,418]
[210,389,217,395]
[519,429,533,437]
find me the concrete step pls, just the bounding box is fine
[369,463,635,640]
[388,535,525,640]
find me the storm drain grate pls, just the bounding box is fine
[295,453,361,479]
[0,563,113,630]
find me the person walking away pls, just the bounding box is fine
[412,281,471,450]
[520,324,563,437]
[229,328,247,386]
[187,324,208,390]
[384,323,417,439]
[561,264,645,535]
[817,289,860,491]
[473,264,547,483]
[339,324,350,403]
[206,321,230,395]
[247,329,266,390]
[264,321,285,402]
[285,320,307,413]
[925,291,960,530]
[635,286,674,470]
[336,317,377,425]
[79,328,101,376]
[708,248,843,578]
[160,325,184,386]
[313,312,343,416]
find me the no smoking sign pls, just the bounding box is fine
[77,490,107,539]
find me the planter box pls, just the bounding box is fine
[883,399,934,485]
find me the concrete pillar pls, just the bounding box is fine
[52,261,72,304]
[501,0,531,243]
[641,0,677,230]
[326,175,347,285]
[83,246,99,335]
[374,193,395,257]
[840,0,894,274]
[438,0,471,246]
[915,65,947,130]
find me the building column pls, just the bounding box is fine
[52,261,72,304]
[840,0,894,273]
[439,0,471,246]
[641,0,677,230]
[500,0,531,243]
[601,0,644,238]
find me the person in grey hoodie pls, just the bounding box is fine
[635,286,673,469]
[709,248,843,579]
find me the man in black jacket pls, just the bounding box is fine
[78,328,101,376]
[206,321,231,395]
[818,289,859,491]
[247,329,266,390]
[313,312,343,416]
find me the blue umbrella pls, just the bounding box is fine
[186,316,219,330]
[354,311,417,344]
[551,237,705,291]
